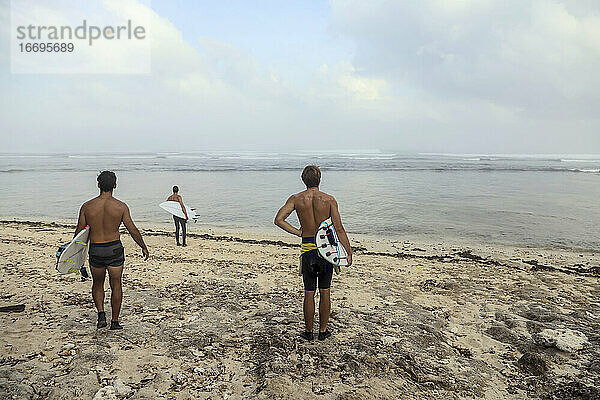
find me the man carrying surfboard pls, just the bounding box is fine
[75,171,149,330]
[274,165,352,341]
[167,186,188,246]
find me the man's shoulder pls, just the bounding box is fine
[317,190,336,202]
[294,190,336,205]
[294,189,334,198]
[291,191,311,202]
[109,197,128,209]
[82,196,99,208]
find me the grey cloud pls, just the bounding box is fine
[1,1,599,153]
[329,0,600,118]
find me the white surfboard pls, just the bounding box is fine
[56,226,90,275]
[315,218,349,273]
[159,201,198,221]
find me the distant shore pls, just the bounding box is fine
[0,220,598,399]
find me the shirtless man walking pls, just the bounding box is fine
[274,165,352,341]
[75,171,149,330]
[167,186,189,246]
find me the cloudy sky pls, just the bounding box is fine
[1,0,599,153]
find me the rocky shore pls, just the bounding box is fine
[0,220,599,399]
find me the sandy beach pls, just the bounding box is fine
[0,219,599,399]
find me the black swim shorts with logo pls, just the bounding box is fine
[89,240,125,268]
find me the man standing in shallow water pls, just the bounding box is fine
[275,165,352,341]
[75,171,149,330]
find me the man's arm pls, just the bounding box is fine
[274,195,302,237]
[74,204,87,237]
[177,196,189,220]
[122,205,149,260]
[330,198,352,266]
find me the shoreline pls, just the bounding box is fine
[1,218,599,278]
[1,219,599,399]
[2,215,599,256]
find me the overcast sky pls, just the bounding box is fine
[1,0,599,154]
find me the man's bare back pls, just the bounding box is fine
[77,195,129,243]
[75,171,148,257]
[166,192,188,220]
[167,193,180,202]
[293,189,335,237]
[76,193,148,254]
[275,187,352,260]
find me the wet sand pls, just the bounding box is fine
[0,220,599,399]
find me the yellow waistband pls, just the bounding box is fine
[300,242,318,254]
[299,242,318,275]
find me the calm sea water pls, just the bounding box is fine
[1,151,599,250]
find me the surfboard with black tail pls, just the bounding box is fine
[315,218,349,274]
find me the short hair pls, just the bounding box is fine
[173,185,179,193]
[97,171,116,192]
[301,165,321,188]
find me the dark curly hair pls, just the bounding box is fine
[97,171,116,192]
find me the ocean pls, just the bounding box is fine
[1,151,599,250]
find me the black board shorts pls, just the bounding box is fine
[89,240,125,268]
[301,237,333,291]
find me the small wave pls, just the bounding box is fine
[420,153,584,162]
[0,169,30,173]
[165,155,209,159]
[68,155,103,159]
[220,156,284,161]
[317,154,398,160]
[0,155,52,158]
[68,154,158,159]
[112,156,157,159]
[570,168,600,173]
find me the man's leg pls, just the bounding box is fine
[300,255,318,340]
[91,265,107,328]
[303,290,316,332]
[174,216,180,245]
[316,264,333,340]
[318,288,331,332]
[181,220,187,246]
[91,266,106,312]
[107,265,124,328]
